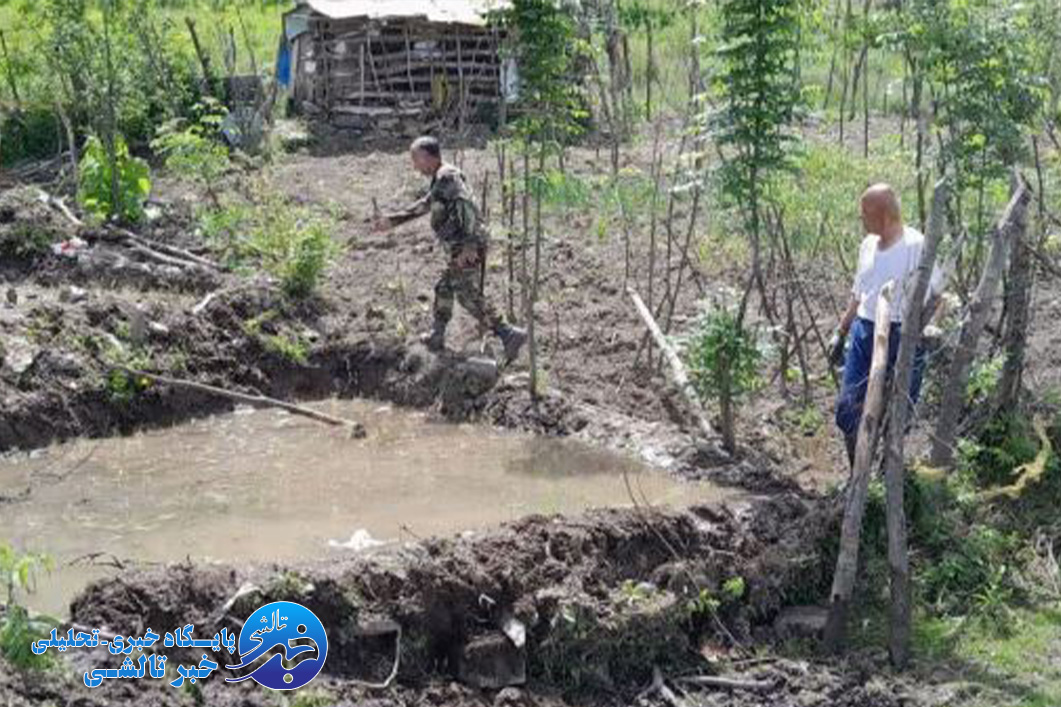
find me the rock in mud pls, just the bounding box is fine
[458,631,526,689]
[58,284,88,304]
[2,336,38,377]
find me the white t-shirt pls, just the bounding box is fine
[852,226,943,323]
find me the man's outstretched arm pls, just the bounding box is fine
[375,192,430,231]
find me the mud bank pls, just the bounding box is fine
[0,184,792,492]
[0,494,929,707]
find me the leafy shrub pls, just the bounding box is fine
[0,109,63,167]
[683,304,762,453]
[0,224,54,260]
[0,543,55,672]
[151,100,230,207]
[77,134,151,223]
[202,184,336,299]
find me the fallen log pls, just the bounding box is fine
[627,287,715,444]
[121,368,366,437]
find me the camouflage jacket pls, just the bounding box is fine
[386,164,488,252]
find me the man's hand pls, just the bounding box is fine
[454,245,480,269]
[828,329,847,368]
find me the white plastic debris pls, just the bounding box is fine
[328,528,388,551]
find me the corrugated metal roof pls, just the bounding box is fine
[300,0,510,26]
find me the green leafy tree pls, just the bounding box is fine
[684,305,762,455]
[496,0,588,399]
[899,0,1042,245]
[151,99,230,209]
[710,0,804,322]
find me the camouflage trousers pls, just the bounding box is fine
[433,248,504,333]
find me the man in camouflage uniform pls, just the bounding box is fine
[374,136,527,361]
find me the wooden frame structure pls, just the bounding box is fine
[284,0,513,129]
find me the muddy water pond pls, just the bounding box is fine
[1,399,738,616]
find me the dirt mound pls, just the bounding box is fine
[0,187,77,266]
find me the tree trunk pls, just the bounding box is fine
[823,282,894,652]
[528,149,544,401]
[882,178,947,668]
[995,177,1036,414]
[931,178,1031,468]
[185,17,215,97]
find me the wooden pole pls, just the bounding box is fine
[823,281,894,652]
[628,287,715,442]
[124,368,366,437]
[456,34,466,132]
[359,42,365,106]
[882,177,947,668]
[404,28,415,94]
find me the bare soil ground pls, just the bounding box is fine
[1,126,852,491]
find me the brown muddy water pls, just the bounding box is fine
[0,400,738,616]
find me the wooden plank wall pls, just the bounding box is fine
[294,15,503,126]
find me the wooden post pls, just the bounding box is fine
[628,287,715,442]
[931,177,1030,467]
[823,281,894,652]
[456,34,466,132]
[404,27,416,94]
[882,177,947,668]
[359,41,365,106]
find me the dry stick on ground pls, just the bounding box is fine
[930,177,1030,468]
[628,287,715,444]
[38,190,222,272]
[675,674,775,692]
[122,368,366,437]
[822,281,894,652]
[101,226,223,271]
[641,667,687,707]
[882,176,947,669]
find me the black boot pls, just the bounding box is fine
[497,324,527,363]
[844,433,857,469]
[420,322,446,352]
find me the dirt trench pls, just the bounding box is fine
[0,493,926,707]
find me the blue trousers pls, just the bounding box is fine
[834,317,926,439]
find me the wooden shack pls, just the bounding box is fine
[282,0,516,129]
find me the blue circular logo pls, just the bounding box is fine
[225,601,328,690]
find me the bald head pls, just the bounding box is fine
[860,183,903,240]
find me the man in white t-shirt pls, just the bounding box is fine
[828,184,943,466]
